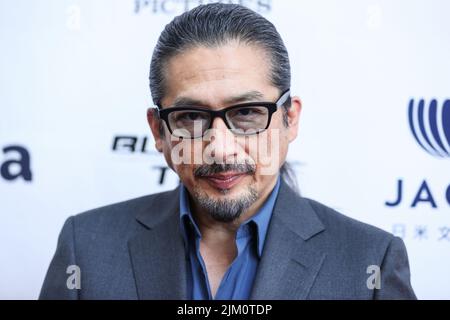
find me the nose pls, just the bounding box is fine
[204,117,238,164]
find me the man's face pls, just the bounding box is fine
[148,42,301,223]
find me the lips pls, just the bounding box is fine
[202,172,247,190]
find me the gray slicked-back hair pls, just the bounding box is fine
[149,2,299,193]
[149,2,291,110]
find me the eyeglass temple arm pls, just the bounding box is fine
[276,89,291,107]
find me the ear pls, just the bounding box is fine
[287,96,302,142]
[147,108,164,153]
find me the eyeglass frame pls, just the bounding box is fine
[155,89,291,138]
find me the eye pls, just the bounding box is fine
[175,111,208,122]
[235,107,264,116]
[231,107,266,119]
[183,112,199,120]
[237,109,251,116]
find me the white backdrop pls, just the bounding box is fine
[1,0,449,299]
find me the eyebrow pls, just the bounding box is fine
[169,90,266,109]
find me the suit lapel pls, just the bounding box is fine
[250,180,326,300]
[126,180,327,300]
[128,187,188,300]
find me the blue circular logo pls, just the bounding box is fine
[408,99,450,158]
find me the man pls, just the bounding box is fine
[40,3,416,299]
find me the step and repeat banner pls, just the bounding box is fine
[0,0,449,299]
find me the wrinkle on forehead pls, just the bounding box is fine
[175,67,241,83]
[161,44,273,107]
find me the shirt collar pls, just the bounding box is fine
[179,176,281,257]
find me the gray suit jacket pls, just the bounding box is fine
[39,179,416,299]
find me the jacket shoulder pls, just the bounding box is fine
[71,188,178,232]
[304,197,394,246]
[299,197,415,299]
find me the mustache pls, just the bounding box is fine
[194,162,256,177]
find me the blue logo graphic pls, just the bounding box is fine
[408,99,450,158]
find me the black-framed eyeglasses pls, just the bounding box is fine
[155,89,291,139]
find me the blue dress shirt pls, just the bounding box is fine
[179,176,281,300]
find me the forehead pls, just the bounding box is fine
[161,42,277,107]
